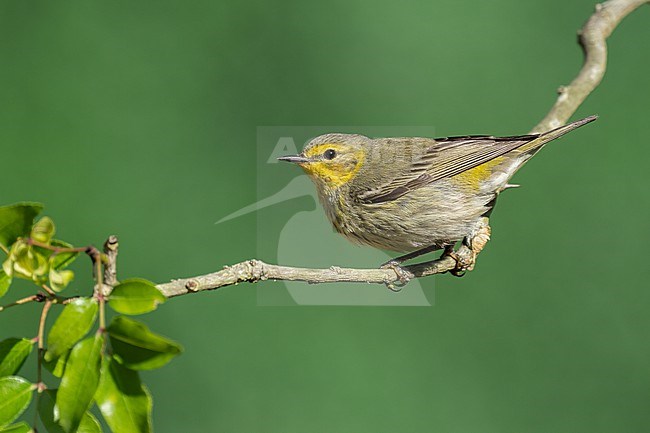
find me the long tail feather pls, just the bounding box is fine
[520,115,598,153]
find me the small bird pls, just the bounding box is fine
[278,116,597,276]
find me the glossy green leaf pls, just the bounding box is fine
[108,316,182,370]
[45,298,98,362]
[39,390,101,433]
[96,357,152,433]
[55,335,103,433]
[109,278,166,315]
[0,421,32,433]
[43,350,69,378]
[30,217,55,244]
[0,203,43,250]
[77,412,101,433]
[0,376,34,428]
[0,339,34,378]
[0,269,10,299]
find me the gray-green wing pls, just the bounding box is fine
[357,133,538,204]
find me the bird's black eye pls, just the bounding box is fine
[323,149,337,160]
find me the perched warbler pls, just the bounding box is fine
[279,116,597,275]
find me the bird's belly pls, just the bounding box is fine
[333,182,494,253]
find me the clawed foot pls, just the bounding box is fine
[442,217,491,277]
[441,246,475,277]
[380,260,413,291]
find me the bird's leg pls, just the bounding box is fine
[380,244,443,290]
[380,218,491,284]
[381,244,443,267]
[442,217,491,277]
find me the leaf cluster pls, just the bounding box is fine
[0,203,181,433]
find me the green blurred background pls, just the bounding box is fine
[1,0,649,431]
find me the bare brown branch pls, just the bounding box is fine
[156,255,458,298]
[532,0,648,133]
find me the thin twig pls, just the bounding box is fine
[92,255,107,331]
[33,299,52,429]
[156,256,456,298]
[41,284,57,297]
[60,295,83,304]
[26,237,90,255]
[531,0,648,132]
[0,293,46,312]
[36,299,52,385]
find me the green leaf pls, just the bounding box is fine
[39,390,101,433]
[77,411,101,433]
[0,269,11,299]
[0,421,32,433]
[96,357,152,433]
[108,316,182,371]
[0,339,34,378]
[0,203,43,250]
[43,350,69,378]
[43,350,70,377]
[49,269,74,293]
[109,278,166,315]
[45,298,98,362]
[30,217,55,244]
[49,240,79,271]
[4,242,48,282]
[55,335,103,433]
[77,412,101,433]
[0,376,34,428]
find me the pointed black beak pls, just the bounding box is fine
[277,154,310,164]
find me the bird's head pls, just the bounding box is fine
[278,133,368,192]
